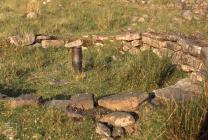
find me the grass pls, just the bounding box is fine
[0,0,208,139]
[0,0,208,38]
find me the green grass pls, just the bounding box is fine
[0,0,208,38]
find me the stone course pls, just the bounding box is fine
[6,31,208,139]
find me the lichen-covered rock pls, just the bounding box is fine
[96,122,112,137]
[98,92,149,111]
[69,93,94,110]
[100,112,136,127]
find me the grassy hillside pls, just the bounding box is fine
[0,0,208,140]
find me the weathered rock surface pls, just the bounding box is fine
[9,33,36,46]
[69,93,94,110]
[98,92,149,111]
[65,39,83,48]
[153,78,202,101]
[116,32,141,41]
[96,122,112,137]
[100,137,114,140]
[41,40,64,48]
[45,100,69,109]
[112,127,125,137]
[100,112,136,127]
[9,94,43,108]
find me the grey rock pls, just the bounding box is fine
[153,78,202,102]
[96,122,112,137]
[98,92,149,111]
[100,112,136,127]
[69,93,94,110]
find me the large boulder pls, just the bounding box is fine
[98,92,149,111]
[100,112,136,127]
[69,93,94,110]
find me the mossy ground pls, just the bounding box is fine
[0,0,208,140]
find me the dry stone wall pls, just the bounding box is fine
[6,31,208,139]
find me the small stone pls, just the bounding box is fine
[96,122,112,137]
[138,17,145,23]
[122,44,132,51]
[142,36,164,48]
[131,40,142,47]
[190,72,204,83]
[112,127,125,137]
[65,39,83,48]
[98,92,149,111]
[116,32,141,41]
[100,112,136,127]
[183,10,193,21]
[26,12,38,19]
[45,100,70,109]
[69,93,94,110]
[41,40,64,48]
[9,94,43,108]
[65,107,85,118]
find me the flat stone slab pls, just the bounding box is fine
[99,112,136,127]
[98,92,150,111]
[9,94,43,108]
[152,78,202,102]
[41,39,65,48]
[69,93,95,110]
[65,39,83,48]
